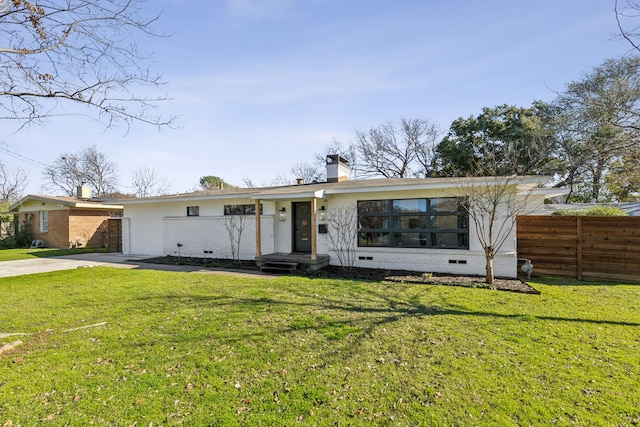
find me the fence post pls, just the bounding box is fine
[576,217,583,280]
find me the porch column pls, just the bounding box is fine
[255,199,262,258]
[310,197,317,261]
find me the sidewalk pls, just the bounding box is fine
[0,253,274,279]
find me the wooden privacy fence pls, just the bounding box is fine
[517,215,640,282]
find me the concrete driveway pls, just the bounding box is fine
[0,253,273,279]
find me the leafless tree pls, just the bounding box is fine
[0,160,29,203]
[616,0,640,52]
[43,145,119,196]
[327,203,358,268]
[312,138,358,180]
[456,175,537,284]
[222,205,247,262]
[405,118,442,177]
[0,0,173,130]
[130,166,170,197]
[270,170,294,186]
[290,162,323,184]
[355,117,441,178]
[241,177,256,188]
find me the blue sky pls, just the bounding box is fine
[1,0,635,195]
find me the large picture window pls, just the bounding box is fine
[357,197,469,249]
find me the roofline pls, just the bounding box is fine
[117,176,551,204]
[521,187,570,197]
[8,194,123,212]
[251,176,549,199]
[117,189,263,204]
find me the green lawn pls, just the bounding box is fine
[0,247,107,261]
[1,268,639,426]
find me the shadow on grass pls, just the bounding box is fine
[134,282,640,351]
[23,248,108,258]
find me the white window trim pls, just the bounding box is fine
[40,211,49,232]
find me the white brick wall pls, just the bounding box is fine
[325,246,517,278]
[163,216,275,260]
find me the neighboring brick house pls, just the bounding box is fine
[7,186,123,249]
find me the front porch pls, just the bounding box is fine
[256,252,330,273]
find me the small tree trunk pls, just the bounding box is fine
[484,246,495,284]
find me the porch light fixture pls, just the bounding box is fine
[318,205,326,221]
[279,207,286,221]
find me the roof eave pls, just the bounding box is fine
[118,190,262,204]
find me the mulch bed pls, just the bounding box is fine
[141,256,540,295]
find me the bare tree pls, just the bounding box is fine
[222,204,247,262]
[241,177,256,188]
[457,176,537,284]
[327,203,358,268]
[312,138,358,180]
[290,162,323,184]
[356,120,415,178]
[404,117,442,177]
[43,145,119,196]
[272,139,357,185]
[130,166,170,197]
[0,0,173,129]
[355,117,441,178]
[616,0,640,52]
[270,170,294,186]
[0,160,29,203]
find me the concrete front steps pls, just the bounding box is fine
[259,261,299,274]
[256,252,330,273]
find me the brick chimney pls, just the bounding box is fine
[326,155,350,183]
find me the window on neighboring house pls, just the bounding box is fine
[357,197,469,249]
[187,206,200,217]
[40,211,49,232]
[224,204,263,215]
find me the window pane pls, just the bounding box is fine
[41,211,48,232]
[393,216,427,229]
[430,198,462,213]
[393,199,427,213]
[359,232,390,246]
[224,205,243,215]
[392,232,427,247]
[430,215,465,229]
[431,232,468,248]
[359,215,388,229]
[358,200,390,214]
[187,206,199,216]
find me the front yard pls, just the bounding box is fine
[1,268,639,426]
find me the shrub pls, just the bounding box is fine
[552,206,629,216]
[0,214,33,248]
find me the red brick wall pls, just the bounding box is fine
[19,209,111,248]
[22,210,70,248]
[68,209,109,248]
